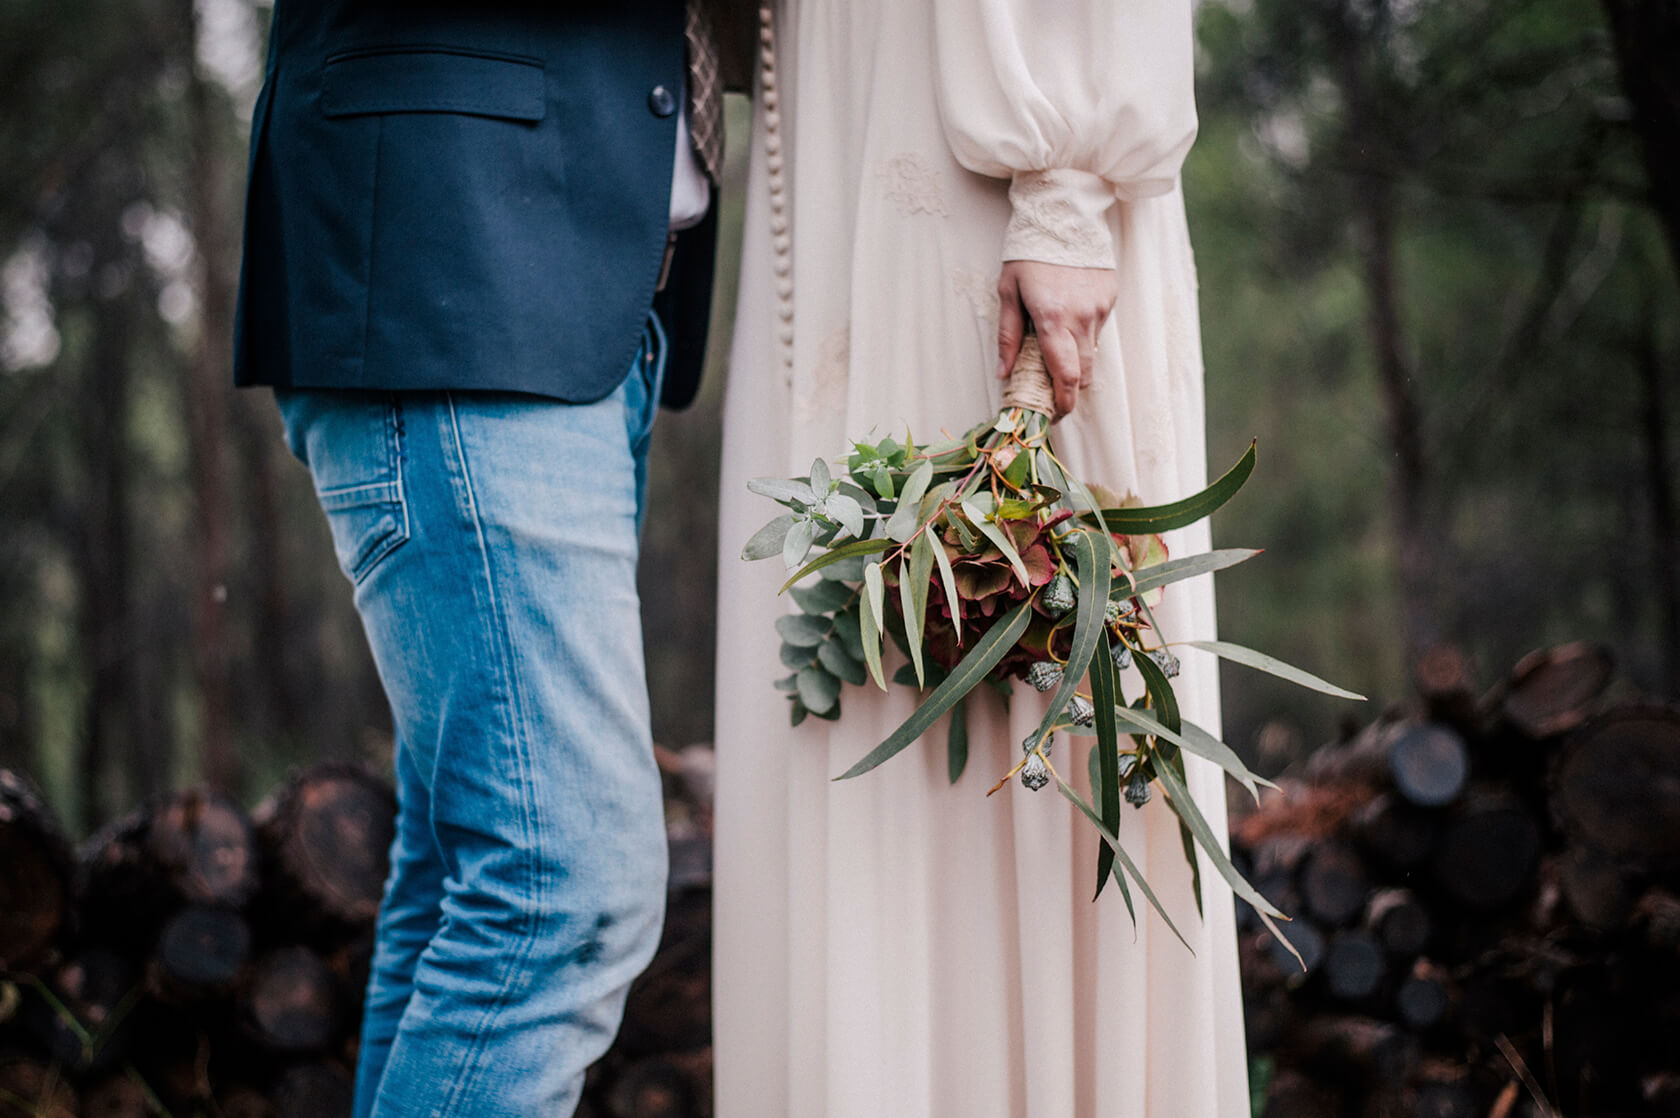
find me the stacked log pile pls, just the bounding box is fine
[1237,643,1680,1118]
[0,764,392,1117]
[0,750,718,1118]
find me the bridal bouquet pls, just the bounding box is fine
[741,338,1361,951]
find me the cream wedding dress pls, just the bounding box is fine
[712,1,1248,1114]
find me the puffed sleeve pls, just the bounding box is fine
[932,0,1198,268]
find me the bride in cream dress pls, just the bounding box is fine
[712,1,1249,1114]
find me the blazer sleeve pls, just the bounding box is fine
[931,0,1198,268]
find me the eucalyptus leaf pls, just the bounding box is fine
[1090,632,1123,899]
[863,561,886,635]
[836,601,1033,780]
[1178,818,1204,918]
[781,537,891,592]
[796,665,841,714]
[1098,707,1275,801]
[1116,550,1259,601]
[1182,640,1366,700]
[783,517,817,569]
[791,579,854,615]
[836,482,879,518]
[779,642,811,670]
[962,498,1030,588]
[1002,446,1034,490]
[790,697,808,726]
[775,613,830,648]
[885,460,936,542]
[810,457,831,493]
[773,673,799,693]
[748,477,818,506]
[1030,529,1110,749]
[1057,779,1189,949]
[742,514,795,561]
[826,493,865,539]
[947,698,969,784]
[895,557,923,686]
[906,534,934,686]
[859,573,887,691]
[818,638,867,686]
[1150,760,1283,919]
[1081,441,1256,535]
[929,532,962,645]
[832,606,865,662]
[1087,745,1136,920]
[1134,644,1182,736]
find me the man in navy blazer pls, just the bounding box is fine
[236,2,721,1114]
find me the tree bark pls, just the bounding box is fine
[1600,0,1680,281]
[1637,299,1679,692]
[185,4,239,798]
[1356,179,1434,662]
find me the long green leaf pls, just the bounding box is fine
[1099,707,1275,801]
[962,497,1030,588]
[1183,640,1366,700]
[836,601,1033,779]
[1151,760,1283,919]
[780,537,891,593]
[905,533,934,685]
[1117,550,1259,601]
[864,560,886,633]
[898,556,924,686]
[885,460,935,542]
[859,571,887,691]
[1079,442,1256,534]
[947,697,969,785]
[929,531,962,644]
[1177,816,1204,918]
[1057,779,1190,950]
[1032,529,1110,749]
[1087,745,1136,920]
[1090,632,1123,899]
[1134,644,1182,736]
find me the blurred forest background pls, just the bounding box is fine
[0,0,1674,835]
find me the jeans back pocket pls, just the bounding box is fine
[274,391,411,584]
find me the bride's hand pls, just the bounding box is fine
[996,260,1118,421]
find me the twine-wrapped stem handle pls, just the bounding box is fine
[1002,335,1055,418]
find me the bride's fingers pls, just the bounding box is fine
[996,272,1025,380]
[1077,325,1096,389]
[1037,327,1083,420]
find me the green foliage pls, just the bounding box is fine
[744,374,1363,939]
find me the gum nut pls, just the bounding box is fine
[1021,754,1050,791]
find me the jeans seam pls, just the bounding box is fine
[425,393,547,1118]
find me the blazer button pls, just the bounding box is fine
[648,85,677,118]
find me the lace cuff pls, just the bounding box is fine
[1001,169,1117,269]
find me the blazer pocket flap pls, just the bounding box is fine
[322,49,545,121]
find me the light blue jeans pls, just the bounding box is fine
[275,318,669,1118]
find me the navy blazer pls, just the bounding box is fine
[234,0,714,409]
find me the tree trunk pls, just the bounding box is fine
[1637,299,1679,692]
[185,8,239,798]
[1357,179,1434,662]
[1600,0,1680,281]
[76,220,137,830]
